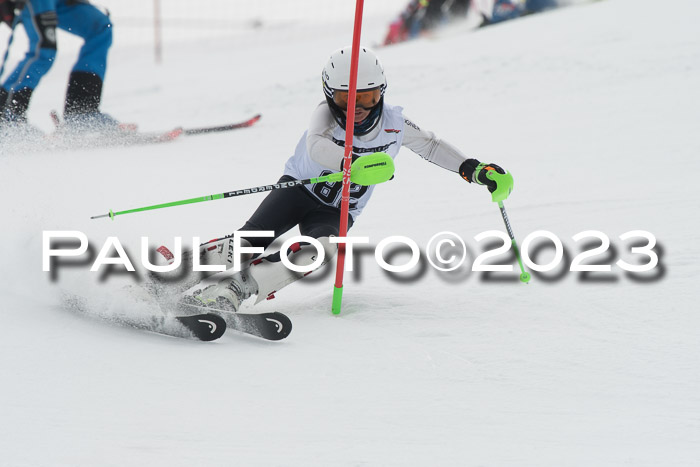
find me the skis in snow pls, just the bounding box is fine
[61,289,292,343]
[175,308,292,342]
[148,292,292,341]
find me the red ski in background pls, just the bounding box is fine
[48,111,262,148]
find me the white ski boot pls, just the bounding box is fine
[179,269,258,313]
[167,236,336,312]
[149,236,256,295]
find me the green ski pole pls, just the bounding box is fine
[485,170,531,283]
[91,152,395,220]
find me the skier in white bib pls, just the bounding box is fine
[152,46,511,313]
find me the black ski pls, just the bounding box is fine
[225,311,292,341]
[177,301,292,341]
[176,313,227,341]
[48,111,260,146]
[61,287,288,342]
[60,291,226,342]
[183,114,261,135]
[51,127,183,147]
[48,110,183,148]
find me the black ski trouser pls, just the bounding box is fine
[239,175,354,249]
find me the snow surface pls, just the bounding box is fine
[1,0,700,465]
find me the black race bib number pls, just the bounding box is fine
[311,170,368,209]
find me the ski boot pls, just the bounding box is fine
[60,71,134,136]
[0,86,44,148]
[179,270,259,314]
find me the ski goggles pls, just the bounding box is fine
[332,88,381,111]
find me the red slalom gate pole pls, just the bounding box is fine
[332,0,365,315]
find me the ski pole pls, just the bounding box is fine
[0,16,20,80]
[496,201,530,283]
[486,171,531,283]
[91,151,394,220]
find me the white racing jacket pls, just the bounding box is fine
[284,101,468,219]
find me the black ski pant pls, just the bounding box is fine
[239,175,354,249]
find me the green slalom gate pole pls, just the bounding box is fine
[486,171,531,283]
[91,152,395,221]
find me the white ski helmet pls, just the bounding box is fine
[322,46,387,136]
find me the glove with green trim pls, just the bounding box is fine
[458,159,506,192]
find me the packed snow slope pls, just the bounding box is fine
[1,0,699,465]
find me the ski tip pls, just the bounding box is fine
[176,313,227,341]
[157,127,183,142]
[263,312,292,340]
[246,114,262,126]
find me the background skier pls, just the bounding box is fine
[0,0,117,132]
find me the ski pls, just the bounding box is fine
[48,110,183,148]
[47,127,183,148]
[225,311,292,341]
[177,300,292,341]
[117,281,291,341]
[183,113,261,135]
[60,291,226,342]
[60,280,289,343]
[175,313,227,341]
[48,111,260,146]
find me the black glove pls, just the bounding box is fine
[459,158,506,193]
